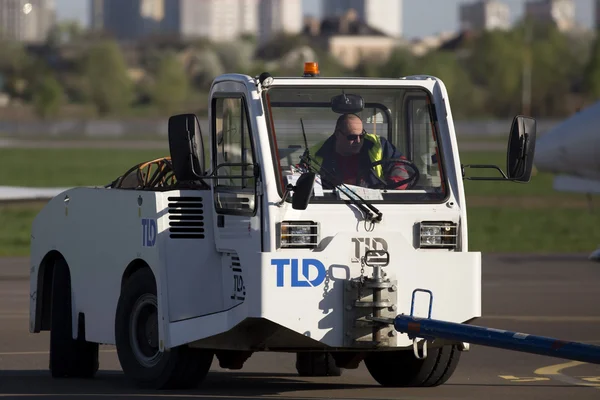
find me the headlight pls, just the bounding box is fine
[419,221,458,249]
[280,221,319,249]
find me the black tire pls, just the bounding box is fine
[364,345,461,387]
[295,352,343,377]
[49,258,99,379]
[114,268,214,389]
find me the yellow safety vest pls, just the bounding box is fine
[309,133,384,179]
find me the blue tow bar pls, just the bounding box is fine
[394,315,600,365]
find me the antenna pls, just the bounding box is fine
[300,118,309,150]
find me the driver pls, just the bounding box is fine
[308,113,412,190]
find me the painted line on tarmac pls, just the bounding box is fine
[0,350,116,356]
[0,396,292,399]
[0,396,264,399]
[0,394,384,400]
[535,361,600,390]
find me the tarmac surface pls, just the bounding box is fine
[1,254,599,399]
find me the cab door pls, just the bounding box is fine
[210,80,263,309]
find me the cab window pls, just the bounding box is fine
[263,86,447,204]
[212,95,257,215]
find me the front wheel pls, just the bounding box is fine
[364,345,461,387]
[114,268,214,389]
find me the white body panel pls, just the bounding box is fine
[170,234,481,349]
[29,74,482,353]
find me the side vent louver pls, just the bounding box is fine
[168,196,205,239]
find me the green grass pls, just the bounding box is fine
[0,148,564,195]
[0,148,597,256]
[467,207,600,253]
[0,203,41,256]
[0,148,168,187]
[3,204,597,256]
[460,151,573,198]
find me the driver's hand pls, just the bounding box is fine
[387,157,411,190]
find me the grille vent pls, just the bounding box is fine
[168,196,205,239]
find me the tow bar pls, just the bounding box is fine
[366,284,600,365]
[392,314,600,364]
[369,288,600,365]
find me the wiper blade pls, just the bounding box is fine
[300,152,383,223]
[295,118,382,223]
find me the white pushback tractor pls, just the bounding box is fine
[29,62,537,389]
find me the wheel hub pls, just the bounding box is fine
[130,294,161,368]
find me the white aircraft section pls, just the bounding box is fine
[534,100,600,261]
[535,100,600,182]
[553,175,600,194]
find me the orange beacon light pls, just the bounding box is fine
[303,62,320,77]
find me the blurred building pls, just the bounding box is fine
[258,0,303,44]
[524,0,575,32]
[459,0,511,32]
[303,9,402,69]
[594,0,600,31]
[0,0,56,43]
[322,0,403,38]
[91,0,259,42]
[240,0,259,36]
[175,0,242,41]
[90,0,166,41]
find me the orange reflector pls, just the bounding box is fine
[304,62,320,77]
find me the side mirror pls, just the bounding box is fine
[507,115,537,182]
[462,115,537,184]
[168,114,205,181]
[291,172,316,210]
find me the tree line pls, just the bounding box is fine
[0,19,599,120]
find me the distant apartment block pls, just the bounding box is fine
[91,0,259,42]
[0,0,56,43]
[172,0,258,40]
[322,0,403,38]
[596,0,600,30]
[176,0,242,41]
[240,0,259,35]
[459,0,511,32]
[90,0,165,41]
[524,0,575,32]
[258,0,303,44]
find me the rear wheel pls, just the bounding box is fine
[364,345,461,387]
[115,268,214,389]
[295,352,343,377]
[49,258,99,379]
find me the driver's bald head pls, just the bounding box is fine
[335,114,362,135]
[334,113,364,156]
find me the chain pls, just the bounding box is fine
[358,256,366,300]
[322,273,330,298]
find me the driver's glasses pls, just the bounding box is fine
[343,130,366,142]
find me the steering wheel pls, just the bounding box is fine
[371,158,421,190]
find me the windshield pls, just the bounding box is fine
[263,84,447,204]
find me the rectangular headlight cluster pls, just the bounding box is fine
[280,221,319,249]
[419,221,458,249]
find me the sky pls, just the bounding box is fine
[55,0,597,40]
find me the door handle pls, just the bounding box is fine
[217,215,224,228]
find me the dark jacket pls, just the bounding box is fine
[307,133,403,189]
